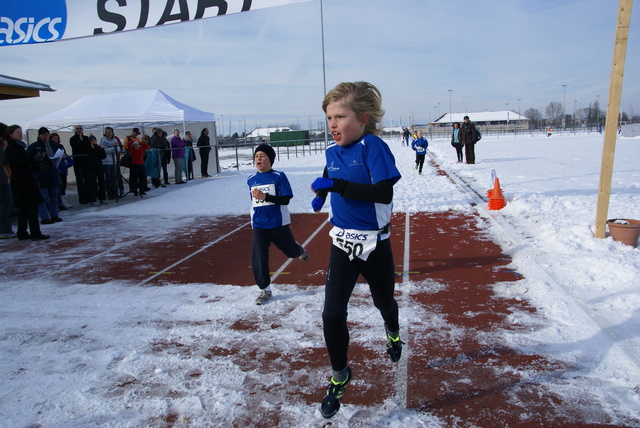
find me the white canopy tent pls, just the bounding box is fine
[26,89,216,132]
[26,89,219,175]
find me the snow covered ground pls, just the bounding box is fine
[1,130,639,426]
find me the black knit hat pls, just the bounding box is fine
[255,143,276,166]
[38,127,49,135]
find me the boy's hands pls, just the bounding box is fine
[311,196,325,212]
[311,177,334,192]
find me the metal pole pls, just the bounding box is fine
[562,84,567,128]
[320,0,328,147]
[448,89,453,125]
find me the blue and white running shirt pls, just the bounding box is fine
[325,134,401,231]
[248,170,293,229]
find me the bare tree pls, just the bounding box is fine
[545,102,563,126]
[524,107,541,128]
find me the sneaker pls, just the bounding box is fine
[99,200,108,205]
[298,247,309,263]
[0,232,17,239]
[320,367,352,418]
[255,289,272,305]
[386,333,404,362]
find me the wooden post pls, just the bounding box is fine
[595,0,633,239]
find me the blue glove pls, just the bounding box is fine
[311,196,325,212]
[311,177,334,192]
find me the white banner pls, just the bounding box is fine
[0,0,309,46]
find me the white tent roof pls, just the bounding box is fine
[26,89,215,130]
[434,111,528,124]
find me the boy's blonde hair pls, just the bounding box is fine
[322,81,385,136]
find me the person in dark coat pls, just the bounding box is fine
[150,128,170,188]
[197,128,212,178]
[70,125,90,204]
[459,115,478,164]
[3,125,48,240]
[86,135,107,206]
[27,127,62,224]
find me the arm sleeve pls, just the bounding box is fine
[330,177,395,204]
[264,194,292,205]
[315,166,330,199]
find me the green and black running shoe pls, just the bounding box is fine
[387,333,404,362]
[320,367,352,418]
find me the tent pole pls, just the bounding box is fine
[594,0,633,239]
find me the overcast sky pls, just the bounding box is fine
[1,0,639,134]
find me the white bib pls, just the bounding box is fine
[251,184,275,207]
[329,227,379,261]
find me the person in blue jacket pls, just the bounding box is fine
[411,129,429,175]
[310,81,402,418]
[248,143,308,305]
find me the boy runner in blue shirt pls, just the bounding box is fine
[248,143,308,305]
[310,81,402,418]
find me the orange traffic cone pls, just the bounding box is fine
[488,178,506,210]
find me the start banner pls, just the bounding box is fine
[0,0,309,46]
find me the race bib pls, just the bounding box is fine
[329,227,379,261]
[251,184,275,207]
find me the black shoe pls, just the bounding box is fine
[320,367,351,418]
[59,206,68,211]
[32,233,50,241]
[386,333,404,362]
[17,233,31,241]
[139,191,147,196]
[41,218,54,225]
[52,217,63,222]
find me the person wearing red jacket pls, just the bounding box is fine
[127,128,149,196]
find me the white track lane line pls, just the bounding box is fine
[135,221,251,286]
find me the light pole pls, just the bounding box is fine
[448,89,453,125]
[596,94,600,128]
[562,85,568,128]
[505,103,509,134]
[573,100,577,127]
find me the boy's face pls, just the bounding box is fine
[254,151,272,172]
[326,101,367,146]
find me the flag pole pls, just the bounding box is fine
[594,0,633,239]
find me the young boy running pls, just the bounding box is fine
[248,143,308,305]
[310,81,402,418]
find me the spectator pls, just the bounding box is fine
[170,129,186,184]
[184,131,195,181]
[0,122,16,239]
[27,127,62,224]
[460,115,478,164]
[150,128,169,188]
[51,133,73,211]
[128,132,150,196]
[99,127,122,200]
[197,128,212,178]
[69,125,90,204]
[86,135,107,206]
[450,122,463,163]
[4,125,48,240]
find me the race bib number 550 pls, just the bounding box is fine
[329,227,378,261]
